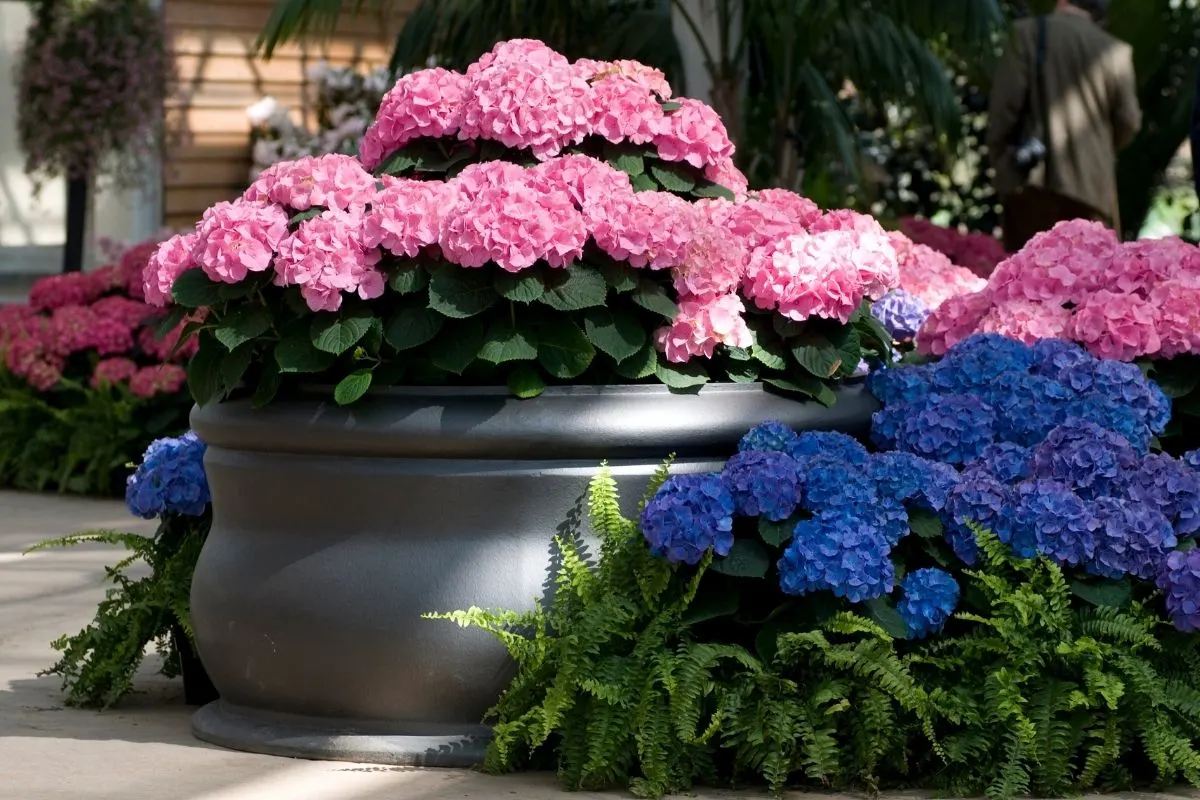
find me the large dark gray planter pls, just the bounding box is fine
[188,382,877,767]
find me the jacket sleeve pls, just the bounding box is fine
[986,27,1029,158]
[1110,42,1142,150]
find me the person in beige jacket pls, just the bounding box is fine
[987,0,1142,251]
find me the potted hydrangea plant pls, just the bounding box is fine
[144,40,901,765]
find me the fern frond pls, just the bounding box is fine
[24,529,151,555]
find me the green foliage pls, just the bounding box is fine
[27,512,210,708]
[0,366,190,496]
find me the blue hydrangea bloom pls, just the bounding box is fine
[1124,453,1200,536]
[778,512,895,603]
[945,476,1012,565]
[1089,496,1177,580]
[897,568,960,639]
[893,394,997,465]
[738,420,801,455]
[869,451,939,503]
[1062,360,1170,436]
[983,373,1074,446]
[870,403,908,450]
[1029,419,1139,499]
[1012,479,1096,566]
[801,461,879,511]
[920,462,962,512]
[641,474,735,565]
[1157,549,1200,632]
[1030,338,1096,381]
[721,450,801,521]
[1064,395,1152,452]
[790,430,870,468]
[871,290,930,341]
[125,432,211,519]
[1185,450,1200,471]
[966,442,1033,484]
[931,334,1035,393]
[867,364,935,407]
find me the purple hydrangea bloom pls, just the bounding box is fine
[897,568,960,639]
[801,462,878,510]
[1064,396,1152,453]
[778,512,895,603]
[1157,549,1200,632]
[1089,496,1177,580]
[931,333,1035,393]
[125,432,211,519]
[790,430,870,468]
[1185,450,1200,471]
[871,290,930,341]
[641,474,735,565]
[738,420,801,455]
[1030,338,1096,381]
[966,442,1033,484]
[945,475,1012,565]
[1012,479,1096,566]
[721,450,801,521]
[1124,453,1200,536]
[893,394,998,465]
[867,364,935,407]
[1029,419,1139,499]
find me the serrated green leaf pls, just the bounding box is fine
[650,162,697,193]
[865,597,909,639]
[656,359,708,390]
[186,335,225,406]
[759,517,795,547]
[384,303,444,351]
[752,339,789,370]
[152,306,187,340]
[252,363,281,408]
[311,312,374,355]
[613,343,658,380]
[388,264,428,295]
[275,334,336,373]
[608,151,644,177]
[214,307,273,351]
[507,364,546,399]
[333,369,373,405]
[908,508,944,539]
[791,337,844,378]
[583,307,645,362]
[429,319,486,374]
[495,270,546,303]
[631,279,677,319]
[428,267,498,318]
[660,100,682,112]
[631,172,657,192]
[710,539,769,579]
[538,265,608,312]
[378,150,417,175]
[171,268,222,308]
[479,320,539,364]
[537,318,595,379]
[289,208,323,226]
[693,182,736,201]
[764,376,836,407]
[599,261,639,293]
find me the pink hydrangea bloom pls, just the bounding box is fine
[1070,289,1162,361]
[361,176,453,258]
[745,231,866,323]
[359,68,469,171]
[22,358,64,391]
[92,295,154,327]
[588,189,696,270]
[1150,280,1200,359]
[439,165,587,271]
[139,311,203,362]
[458,39,595,159]
[802,210,899,299]
[672,211,745,298]
[194,201,289,284]
[1103,237,1200,296]
[656,293,753,362]
[916,290,993,356]
[143,232,199,307]
[27,272,104,311]
[977,300,1072,345]
[989,219,1118,304]
[573,58,672,99]
[531,154,632,211]
[275,210,384,312]
[891,232,987,308]
[91,357,138,388]
[48,304,134,357]
[754,189,822,229]
[652,98,734,170]
[246,153,377,213]
[584,72,664,145]
[899,216,1005,277]
[129,364,187,398]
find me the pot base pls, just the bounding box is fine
[192,701,490,767]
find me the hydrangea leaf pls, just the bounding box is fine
[649,161,696,193]
[289,208,323,226]
[496,271,546,303]
[710,539,769,579]
[680,584,740,625]
[693,182,736,201]
[275,332,336,374]
[220,344,254,391]
[630,172,658,192]
[311,311,374,355]
[377,150,417,175]
[388,264,429,295]
[864,597,909,639]
[656,359,709,391]
[660,100,682,112]
[537,319,595,379]
[186,334,225,406]
[507,364,546,399]
[1069,579,1132,609]
[631,279,678,320]
[479,319,539,364]
[384,302,445,351]
[613,343,658,380]
[215,307,273,351]
[429,318,486,374]
[333,369,373,406]
[764,376,836,407]
[583,307,645,363]
[751,338,789,371]
[1149,360,1199,399]
[171,268,223,308]
[538,265,608,312]
[758,518,795,547]
[599,262,640,293]
[908,508,944,540]
[428,266,499,318]
[251,363,281,409]
[152,306,187,340]
[603,143,645,177]
[724,358,760,383]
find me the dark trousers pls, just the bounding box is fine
[1002,186,1110,253]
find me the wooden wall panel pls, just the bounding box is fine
[162,0,413,230]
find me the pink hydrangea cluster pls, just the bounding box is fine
[890,231,987,309]
[899,217,1006,278]
[0,234,195,395]
[358,39,737,177]
[916,219,1200,362]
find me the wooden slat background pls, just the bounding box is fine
[163,0,412,229]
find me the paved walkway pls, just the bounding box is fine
[1,490,1197,800]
